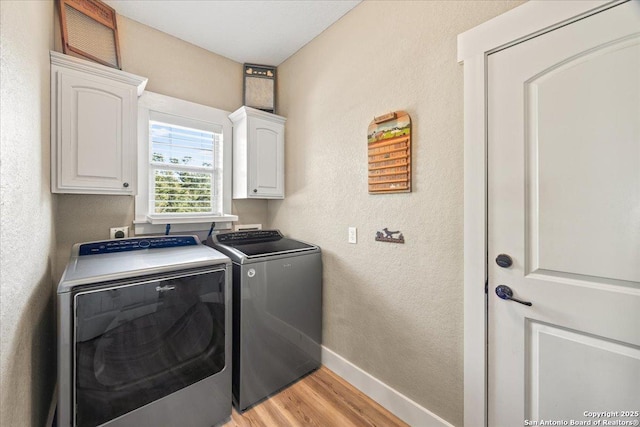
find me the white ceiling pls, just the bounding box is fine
[103,0,361,66]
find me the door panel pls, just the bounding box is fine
[76,89,121,178]
[526,36,640,282]
[248,116,284,198]
[527,321,640,421]
[255,127,278,189]
[60,72,132,190]
[488,1,640,425]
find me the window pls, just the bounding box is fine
[149,120,220,215]
[135,92,237,235]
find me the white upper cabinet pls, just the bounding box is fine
[230,106,286,199]
[50,51,147,195]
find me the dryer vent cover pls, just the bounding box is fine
[58,0,121,69]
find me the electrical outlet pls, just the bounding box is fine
[110,226,129,239]
[348,227,357,244]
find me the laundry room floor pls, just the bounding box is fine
[222,366,409,427]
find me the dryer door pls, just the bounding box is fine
[73,268,226,427]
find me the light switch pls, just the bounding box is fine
[348,227,357,244]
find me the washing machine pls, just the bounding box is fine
[57,235,231,427]
[207,230,322,412]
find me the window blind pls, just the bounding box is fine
[149,121,222,215]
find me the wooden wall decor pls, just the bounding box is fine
[58,0,121,69]
[243,64,277,113]
[367,111,411,193]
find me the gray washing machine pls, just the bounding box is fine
[57,236,231,427]
[207,230,322,412]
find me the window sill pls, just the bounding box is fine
[143,214,238,225]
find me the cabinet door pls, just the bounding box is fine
[57,72,135,194]
[247,117,284,198]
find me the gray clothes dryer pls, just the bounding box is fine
[57,236,231,427]
[206,230,322,412]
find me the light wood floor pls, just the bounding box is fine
[221,366,408,427]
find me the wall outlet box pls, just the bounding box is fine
[348,227,357,244]
[110,226,129,239]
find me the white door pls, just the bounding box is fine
[58,71,135,194]
[248,117,284,198]
[488,1,640,425]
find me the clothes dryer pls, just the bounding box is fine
[57,236,231,427]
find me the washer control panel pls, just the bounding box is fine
[215,229,282,244]
[78,236,199,256]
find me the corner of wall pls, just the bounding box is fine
[0,1,57,425]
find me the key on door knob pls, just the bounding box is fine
[495,285,532,306]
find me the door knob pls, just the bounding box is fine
[495,285,532,306]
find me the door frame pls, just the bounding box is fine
[457,1,623,425]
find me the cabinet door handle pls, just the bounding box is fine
[253,189,257,193]
[123,182,129,188]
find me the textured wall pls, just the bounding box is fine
[271,1,522,425]
[53,15,267,281]
[0,1,56,426]
[116,15,243,114]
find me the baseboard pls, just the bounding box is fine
[321,346,454,427]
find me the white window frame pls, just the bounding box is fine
[134,91,237,235]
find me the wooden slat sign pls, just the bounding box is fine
[367,111,411,194]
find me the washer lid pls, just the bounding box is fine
[210,230,317,258]
[58,236,229,292]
